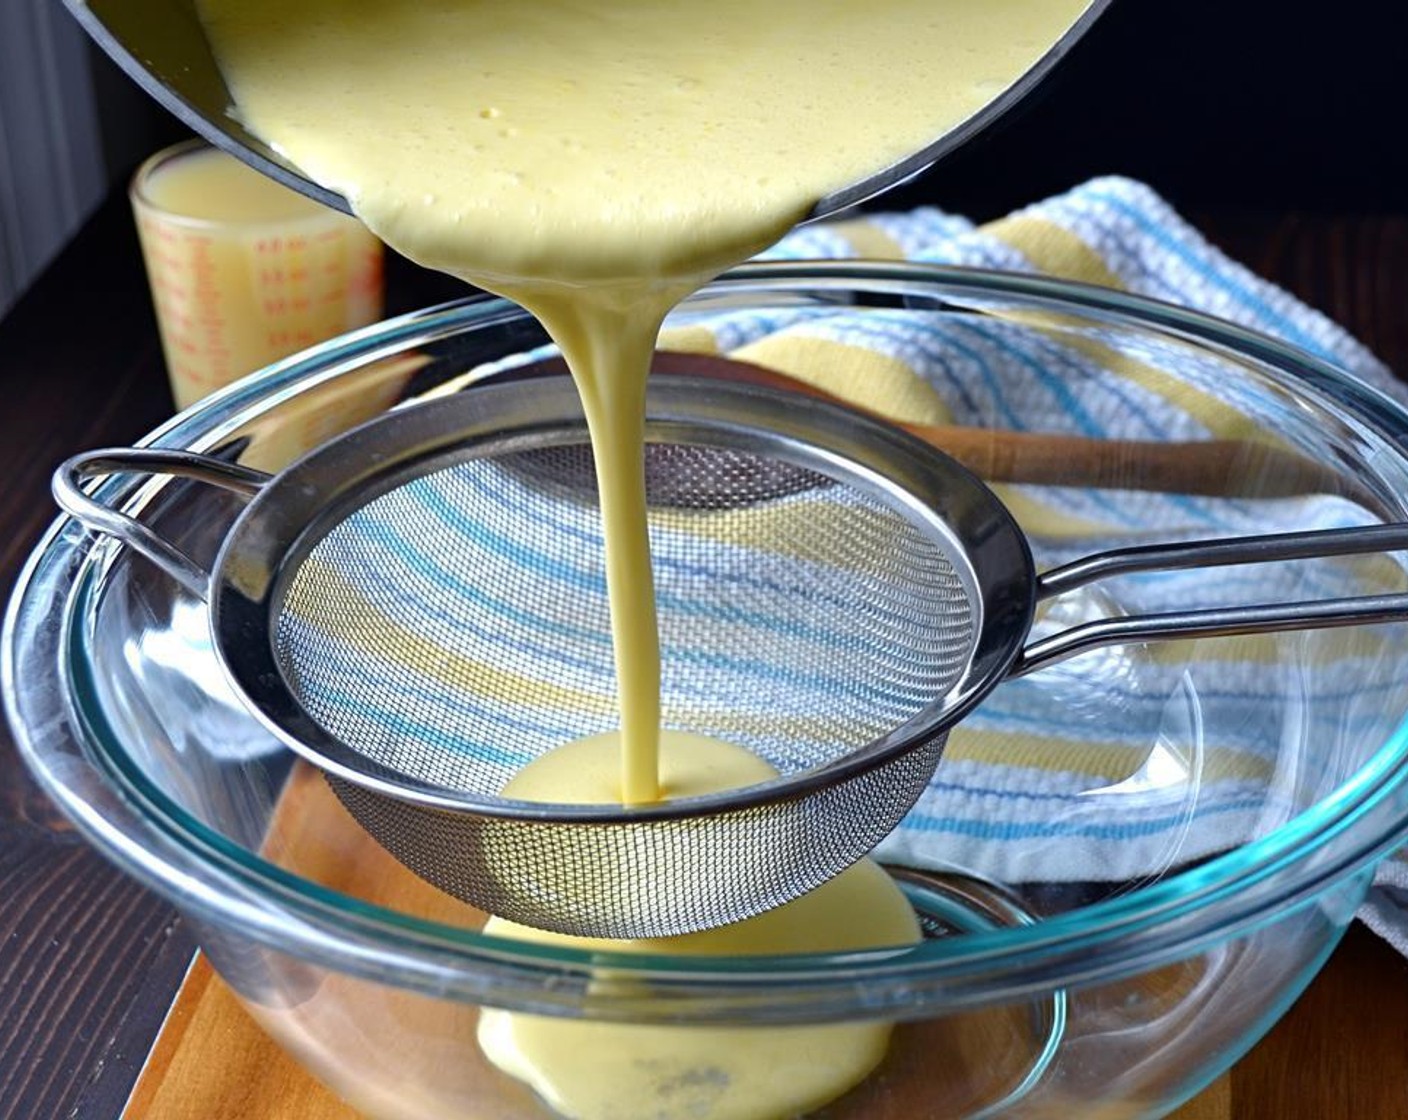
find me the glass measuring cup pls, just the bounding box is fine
[130,139,384,410]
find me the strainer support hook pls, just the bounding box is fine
[54,449,269,600]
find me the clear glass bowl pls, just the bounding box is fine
[10,262,1408,1119]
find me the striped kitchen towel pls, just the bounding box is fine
[744,176,1408,947]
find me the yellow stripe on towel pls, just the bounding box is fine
[825,216,906,259]
[945,727,1275,786]
[993,485,1127,538]
[658,325,721,356]
[984,215,1124,290]
[731,335,954,426]
[288,557,617,718]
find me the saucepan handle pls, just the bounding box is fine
[1012,524,1408,677]
[53,449,270,601]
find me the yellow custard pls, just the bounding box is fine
[197,1,1089,1114]
[200,0,1090,803]
[481,730,921,1120]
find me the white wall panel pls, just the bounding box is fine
[0,1,106,316]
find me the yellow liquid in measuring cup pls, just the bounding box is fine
[141,146,329,223]
[197,0,1089,1115]
[133,145,383,409]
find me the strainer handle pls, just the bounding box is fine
[53,449,270,600]
[1013,523,1408,676]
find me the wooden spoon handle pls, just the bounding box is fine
[488,352,1368,504]
[896,419,1349,500]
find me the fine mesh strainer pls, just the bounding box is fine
[54,376,1408,939]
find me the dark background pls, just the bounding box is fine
[886,0,1403,218]
[91,0,1405,222]
[892,0,1405,218]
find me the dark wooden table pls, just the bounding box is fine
[2,192,1407,1120]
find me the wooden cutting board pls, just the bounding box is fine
[124,953,1231,1119]
[120,765,1231,1120]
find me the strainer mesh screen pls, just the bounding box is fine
[273,438,975,936]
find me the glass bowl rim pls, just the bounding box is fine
[11,260,1408,1014]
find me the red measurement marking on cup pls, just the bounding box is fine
[178,234,230,385]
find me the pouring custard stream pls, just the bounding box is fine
[198,0,1087,802]
[198,1,1089,1115]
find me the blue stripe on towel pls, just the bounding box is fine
[901,796,1267,842]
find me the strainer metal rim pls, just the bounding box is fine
[210,374,1035,822]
